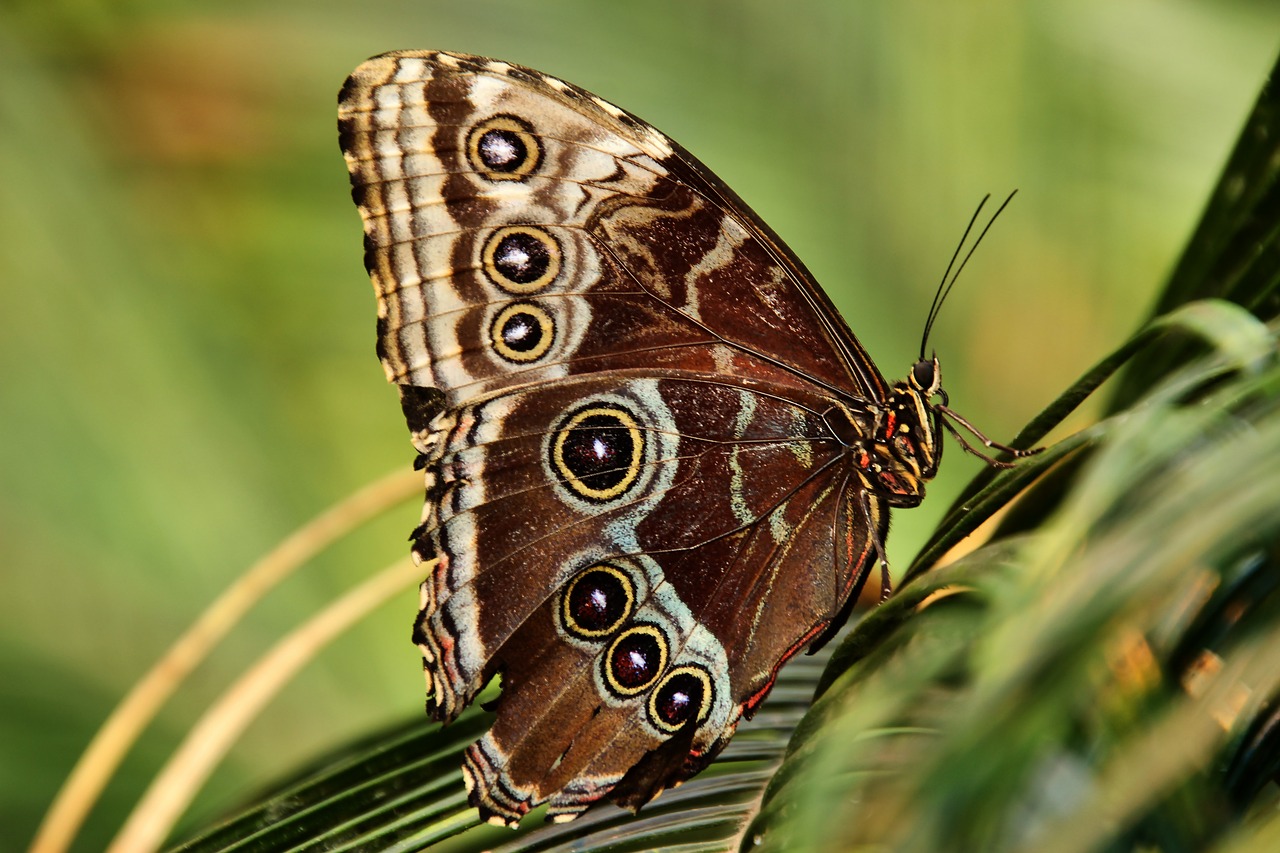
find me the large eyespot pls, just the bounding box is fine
[482,226,561,293]
[466,115,541,181]
[560,563,634,640]
[490,302,555,363]
[603,624,668,697]
[551,404,644,502]
[648,665,714,733]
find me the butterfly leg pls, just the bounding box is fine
[938,406,1042,468]
[860,490,894,601]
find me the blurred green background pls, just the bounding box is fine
[2,1,1277,849]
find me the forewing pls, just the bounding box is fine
[338,50,886,419]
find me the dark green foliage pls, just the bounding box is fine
[750,49,1280,853]
[752,324,1280,851]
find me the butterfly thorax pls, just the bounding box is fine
[842,355,945,508]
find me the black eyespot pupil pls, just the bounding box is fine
[656,673,705,726]
[561,415,632,491]
[478,129,526,171]
[567,570,626,633]
[500,311,542,351]
[494,233,550,284]
[611,632,661,689]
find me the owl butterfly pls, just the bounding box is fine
[338,50,1032,826]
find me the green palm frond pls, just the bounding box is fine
[170,651,828,851]
[754,322,1280,852]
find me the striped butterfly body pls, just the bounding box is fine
[338,50,1026,826]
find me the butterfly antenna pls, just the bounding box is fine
[919,194,988,360]
[918,190,1017,360]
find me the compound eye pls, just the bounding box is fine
[911,360,936,390]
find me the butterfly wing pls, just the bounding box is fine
[339,50,887,824]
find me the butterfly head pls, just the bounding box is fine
[852,190,1033,504]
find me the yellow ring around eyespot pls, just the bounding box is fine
[466,115,541,181]
[552,406,644,502]
[490,302,555,363]
[559,563,634,640]
[648,664,714,734]
[603,624,668,697]
[481,226,562,294]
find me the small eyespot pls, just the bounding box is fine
[603,624,667,697]
[490,302,555,363]
[648,665,713,733]
[551,404,644,502]
[560,563,634,640]
[481,226,562,293]
[466,115,541,181]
